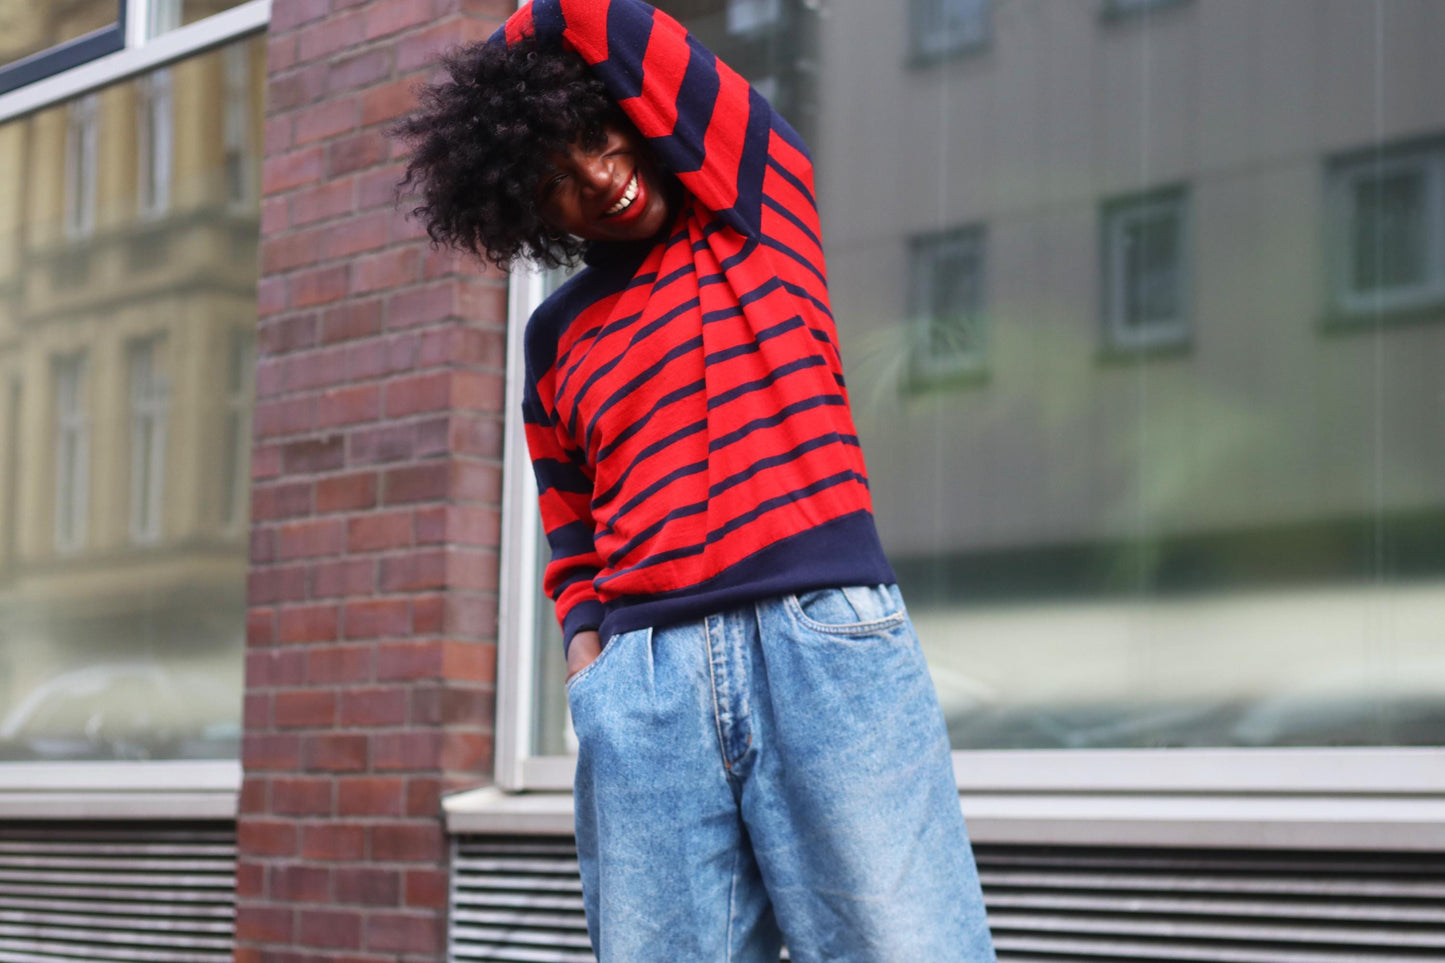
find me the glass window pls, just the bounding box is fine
[518,2,1445,761]
[1102,188,1190,350]
[127,337,169,544]
[908,225,987,382]
[910,0,991,62]
[0,35,264,763]
[0,1,125,94]
[136,69,174,220]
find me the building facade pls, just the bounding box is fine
[0,1,1442,961]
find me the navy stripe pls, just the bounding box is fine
[583,334,704,452]
[602,481,710,566]
[762,195,822,249]
[547,520,598,560]
[597,456,707,538]
[591,417,708,509]
[708,432,860,502]
[533,457,592,495]
[595,470,865,585]
[703,316,804,367]
[763,236,827,286]
[732,86,773,233]
[565,295,701,439]
[646,35,716,176]
[719,237,761,272]
[766,156,815,209]
[707,356,826,410]
[595,377,706,463]
[708,393,846,453]
[783,279,832,319]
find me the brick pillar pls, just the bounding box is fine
[238,1,513,959]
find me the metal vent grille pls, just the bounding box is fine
[0,822,236,963]
[450,837,1445,962]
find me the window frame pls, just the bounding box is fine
[63,94,99,241]
[906,224,989,386]
[52,353,90,555]
[1101,185,1192,353]
[126,337,169,545]
[1328,142,1445,321]
[907,0,992,66]
[0,0,268,807]
[0,1,130,96]
[136,67,174,220]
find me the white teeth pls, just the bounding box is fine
[607,173,640,215]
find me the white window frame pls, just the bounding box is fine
[63,94,98,240]
[1329,144,1445,318]
[491,228,1445,852]
[1102,186,1191,351]
[52,355,89,555]
[0,0,268,812]
[907,224,988,382]
[136,67,173,219]
[909,0,992,63]
[127,338,169,545]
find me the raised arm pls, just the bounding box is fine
[498,0,808,239]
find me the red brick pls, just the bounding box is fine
[371,823,446,863]
[378,551,446,592]
[239,777,268,815]
[344,598,411,639]
[263,114,292,157]
[284,348,350,392]
[296,10,365,63]
[455,460,503,504]
[271,864,331,903]
[348,423,415,464]
[254,397,318,439]
[244,693,270,729]
[441,730,490,771]
[445,639,497,683]
[321,213,390,261]
[340,686,408,727]
[247,566,309,606]
[385,282,456,327]
[268,63,327,113]
[242,733,302,771]
[270,0,328,32]
[257,276,286,317]
[251,444,282,480]
[247,648,306,687]
[307,644,372,685]
[261,195,289,236]
[372,731,441,771]
[345,333,417,380]
[276,604,340,643]
[246,609,276,646]
[364,0,434,39]
[383,371,448,417]
[346,511,412,552]
[263,146,323,194]
[383,464,448,505]
[274,690,337,728]
[446,549,498,592]
[282,437,346,474]
[436,685,493,726]
[291,264,351,307]
[337,777,405,816]
[236,858,266,898]
[365,912,444,955]
[329,48,393,93]
[291,179,355,226]
[334,867,401,906]
[320,299,382,344]
[453,370,505,411]
[405,777,443,816]
[360,77,418,126]
[410,594,444,635]
[238,819,298,858]
[327,129,390,177]
[449,505,501,547]
[295,98,360,146]
[302,824,367,861]
[266,34,297,74]
[310,558,376,598]
[252,481,314,521]
[298,908,363,949]
[413,505,445,544]
[352,246,421,294]
[375,640,440,682]
[272,777,333,816]
[445,591,497,640]
[261,228,324,273]
[316,472,378,513]
[414,416,451,457]
[236,905,293,944]
[396,17,494,72]
[318,386,381,430]
[304,733,368,772]
[404,869,449,909]
[259,313,320,355]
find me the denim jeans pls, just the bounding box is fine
[566,584,997,962]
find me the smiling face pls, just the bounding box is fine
[535,122,677,243]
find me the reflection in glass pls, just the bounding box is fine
[0,36,264,762]
[529,1,1445,756]
[0,0,121,71]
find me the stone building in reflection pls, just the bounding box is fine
[0,37,263,761]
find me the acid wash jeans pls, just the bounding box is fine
[565,584,997,963]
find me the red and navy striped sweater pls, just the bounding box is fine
[503,0,895,652]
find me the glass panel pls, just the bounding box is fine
[0,0,121,71]
[0,35,264,762]
[149,0,254,38]
[526,1,1445,757]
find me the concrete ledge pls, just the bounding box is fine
[0,761,241,820]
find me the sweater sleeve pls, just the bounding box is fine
[522,371,605,654]
[497,0,805,239]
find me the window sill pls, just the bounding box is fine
[0,760,240,820]
[1322,300,1445,333]
[443,784,1445,851]
[1100,0,1193,26]
[906,39,992,71]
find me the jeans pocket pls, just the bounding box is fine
[785,584,909,636]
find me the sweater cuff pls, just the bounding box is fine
[562,600,606,654]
